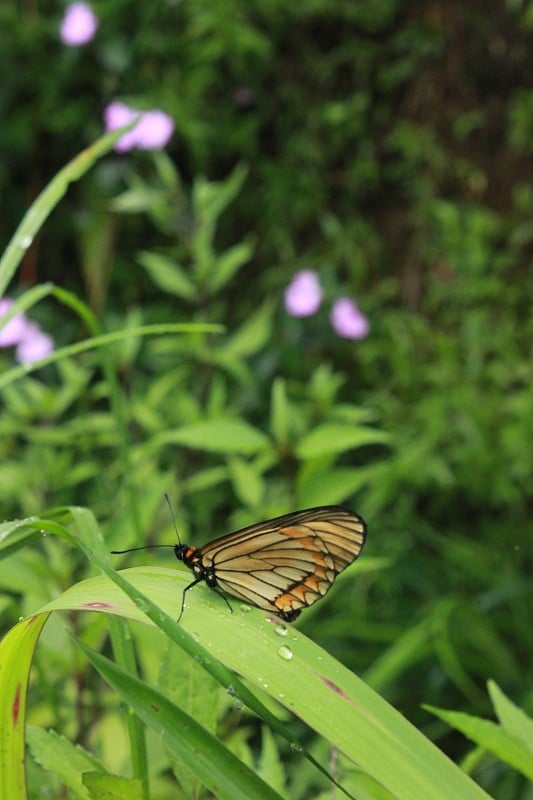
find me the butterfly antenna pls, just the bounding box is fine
[164,492,182,545]
[111,544,175,554]
[111,494,183,555]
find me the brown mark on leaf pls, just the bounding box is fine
[12,684,21,726]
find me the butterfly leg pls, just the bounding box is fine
[178,577,234,621]
[177,576,203,622]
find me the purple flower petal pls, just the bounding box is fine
[103,102,141,152]
[103,102,174,152]
[0,299,29,346]
[60,2,99,47]
[330,298,369,339]
[15,323,54,364]
[284,270,323,317]
[134,110,175,149]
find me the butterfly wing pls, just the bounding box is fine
[197,506,366,619]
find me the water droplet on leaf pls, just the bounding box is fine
[277,645,293,661]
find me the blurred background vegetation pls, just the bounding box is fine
[0,1,531,798]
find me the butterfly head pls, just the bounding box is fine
[174,543,196,564]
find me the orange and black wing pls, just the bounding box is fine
[197,506,366,620]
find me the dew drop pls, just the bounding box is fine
[277,645,293,661]
[226,685,236,697]
[233,699,244,711]
[239,603,252,613]
[274,623,288,637]
[19,235,33,249]
[290,742,303,753]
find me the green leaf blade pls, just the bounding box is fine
[296,424,390,459]
[77,640,285,800]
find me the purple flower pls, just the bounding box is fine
[0,298,54,364]
[330,298,369,339]
[0,299,28,346]
[60,2,99,46]
[133,110,175,150]
[103,102,175,152]
[284,270,323,317]
[103,102,140,151]
[15,324,54,364]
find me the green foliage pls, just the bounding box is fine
[426,682,533,782]
[0,510,494,800]
[1,1,532,799]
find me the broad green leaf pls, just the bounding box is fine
[0,519,41,559]
[39,569,491,800]
[221,300,275,359]
[425,705,533,780]
[297,465,377,508]
[77,641,285,800]
[296,424,390,459]
[191,166,248,282]
[211,238,255,293]
[110,185,167,214]
[158,642,221,796]
[155,418,271,454]
[488,681,533,750]
[192,165,248,228]
[183,465,229,493]
[227,456,264,507]
[83,771,144,800]
[137,251,197,301]
[258,728,286,796]
[0,612,49,800]
[26,727,105,800]
[269,378,293,445]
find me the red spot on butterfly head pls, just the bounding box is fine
[84,601,113,609]
[12,684,21,726]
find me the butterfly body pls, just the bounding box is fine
[174,505,366,621]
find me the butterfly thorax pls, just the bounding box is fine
[174,544,218,587]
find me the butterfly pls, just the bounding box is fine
[113,503,366,622]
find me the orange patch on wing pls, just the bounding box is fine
[281,526,310,539]
[310,550,331,565]
[275,592,301,613]
[290,585,308,602]
[313,566,328,578]
[303,575,320,592]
